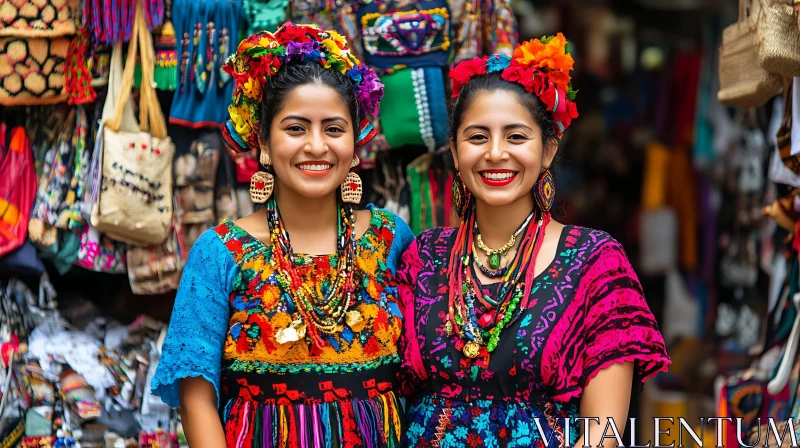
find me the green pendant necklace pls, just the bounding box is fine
[474,212,535,270]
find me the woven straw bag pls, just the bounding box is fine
[91,0,175,246]
[718,0,782,108]
[757,0,800,76]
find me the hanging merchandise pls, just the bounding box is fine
[93,0,176,247]
[172,129,221,251]
[244,0,289,37]
[379,67,448,151]
[776,78,800,175]
[406,149,455,234]
[718,0,781,108]
[83,0,163,45]
[451,0,518,63]
[65,28,98,105]
[76,103,128,274]
[483,0,517,56]
[0,126,37,258]
[126,202,184,295]
[152,0,177,91]
[168,0,242,129]
[0,0,76,38]
[357,0,452,71]
[756,0,800,77]
[0,37,70,106]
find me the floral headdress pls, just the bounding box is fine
[221,23,383,154]
[450,33,579,138]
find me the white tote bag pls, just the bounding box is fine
[91,0,175,246]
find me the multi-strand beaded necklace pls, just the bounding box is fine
[445,206,551,359]
[265,197,358,349]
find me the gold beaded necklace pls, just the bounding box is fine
[474,212,534,270]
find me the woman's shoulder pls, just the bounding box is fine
[562,225,627,254]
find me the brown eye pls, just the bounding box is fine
[468,134,488,142]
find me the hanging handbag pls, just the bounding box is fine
[379,67,448,151]
[718,0,782,108]
[93,0,176,246]
[357,0,452,70]
[757,0,800,77]
[77,122,127,273]
[126,199,185,295]
[0,126,37,258]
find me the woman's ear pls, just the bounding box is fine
[259,137,271,159]
[450,138,459,170]
[543,138,558,169]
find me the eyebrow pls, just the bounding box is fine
[462,123,533,134]
[281,115,349,124]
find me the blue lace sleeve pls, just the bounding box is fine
[386,211,415,275]
[150,229,237,408]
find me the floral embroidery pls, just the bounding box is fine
[213,209,406,447]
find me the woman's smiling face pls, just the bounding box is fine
[452,89,557,209]
[261,83,356,199]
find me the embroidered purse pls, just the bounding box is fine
[93,0,176,246]
[378,67,448,151]
[357,0,452,70]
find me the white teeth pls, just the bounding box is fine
[482,172,515,180]
[297,164,333,171]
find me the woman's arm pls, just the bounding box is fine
[574,361,634,448]
[179,378,227,448]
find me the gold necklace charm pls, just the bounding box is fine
[463,341,481,358]
[476,233,516,269]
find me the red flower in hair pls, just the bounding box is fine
[450,56,489,98]
[275,23,320,44]
[500,61,542,94]
[538,82,557,111]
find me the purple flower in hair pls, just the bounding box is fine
[356,65,383,116]
[286,41,315,61]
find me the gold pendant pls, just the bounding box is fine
[444,320,453,335]
[346,310,363,328]
[275,327,300,345]
[275,319,306,344]
[463,341,481,359]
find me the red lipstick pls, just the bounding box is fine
[479,170,518,187]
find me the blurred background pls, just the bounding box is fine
[1,0,796,446]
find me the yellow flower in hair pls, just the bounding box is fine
[242,77,261,99]
[258,36,280,49]
[321,38,341,58]
[228,104,251,135]
[327,30,347,48]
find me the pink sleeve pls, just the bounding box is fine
[543,239,671,402]
[396,239,428,397]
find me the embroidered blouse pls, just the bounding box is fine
[397,225,671,447]
[151,206,414,447]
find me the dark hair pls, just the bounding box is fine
[260,62,360,142]
[449,72,558,145]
